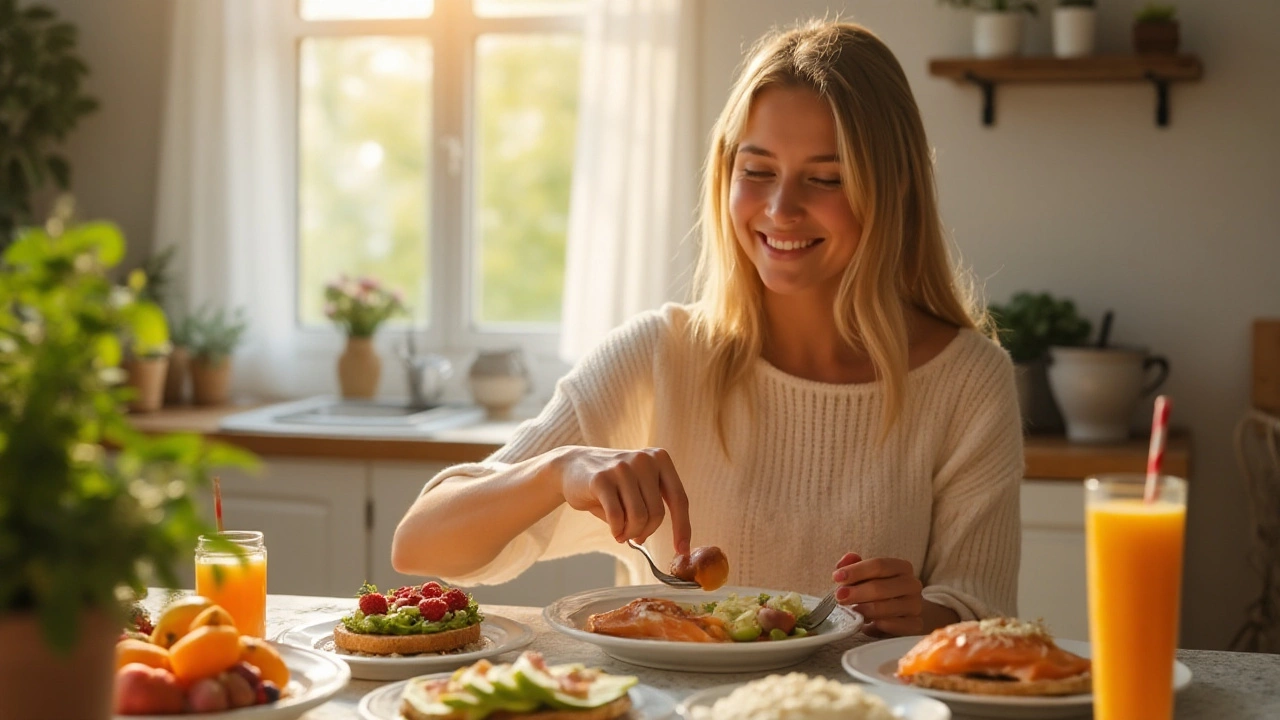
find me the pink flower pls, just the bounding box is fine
[358,276,379,292]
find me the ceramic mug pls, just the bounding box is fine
[1046,346,1170,443]
[469,349,532,420]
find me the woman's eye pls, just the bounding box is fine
[812,177,842,187]
[740,168,774,179]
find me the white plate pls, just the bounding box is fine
[543,584,864,673]
[276,614,534,681]
[677,680,950,720]
[114,641,350,720]
[357,674,678,720]
[841,636,1193,719]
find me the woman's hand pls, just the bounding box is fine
[555,446,691,554]
[831,552,926,637]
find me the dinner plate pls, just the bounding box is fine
[114,641,350,720]
[841,636,1193,719]
[677,680,950,720]
[357,674,678,720]
[543,584,864,673]
[276,614,534,681]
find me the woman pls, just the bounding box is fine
[392,19,1023,636]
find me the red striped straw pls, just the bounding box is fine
[1144,396,1171,503]
[213,476,224,533]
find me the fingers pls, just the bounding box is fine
[590,477,627,540]
[653,449,691,555]
[833,552,862,574]
[836,571,922,605]
[613,463,653,542]
[847,595,924,621]
[835,557,913,586]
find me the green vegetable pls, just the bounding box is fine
[340,601,482,635]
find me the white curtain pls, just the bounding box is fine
[558,0,701,363]
[153,0,300,398]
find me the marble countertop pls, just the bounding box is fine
[202,593,1280,720]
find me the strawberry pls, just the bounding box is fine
[359,592,389,615]
[418,597,448,622]
[421,581,444,599]
[443,588,469,612]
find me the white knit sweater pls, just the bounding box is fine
[423,304,1024,620]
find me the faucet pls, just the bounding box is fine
[398,335,452,409]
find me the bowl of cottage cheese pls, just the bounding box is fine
[679,673,950,720]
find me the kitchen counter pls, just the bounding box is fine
[150,591,1277,720]
[128,404,1192,480]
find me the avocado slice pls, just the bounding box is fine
[511,653,637,710]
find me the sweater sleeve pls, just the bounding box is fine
[919,341,1024,621]
[414,307,678,587]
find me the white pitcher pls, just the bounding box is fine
[1047,346,1170,443]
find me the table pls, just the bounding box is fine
[172,593,1280,720]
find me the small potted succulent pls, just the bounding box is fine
[1133,3,1180,54]
[186,305,249,406]
[0,211,256,720]
[1053,0,1097,58]
[988,292,1092,433]
[938,0,1039,59]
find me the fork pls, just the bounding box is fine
[795,589,838,632]
[625,539,702,589]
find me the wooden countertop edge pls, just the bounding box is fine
[128,405,1190,479]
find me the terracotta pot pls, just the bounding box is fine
[191,357,233,406]
[338,336,381,399]
[124,356,169,413]
[0,610,118,720]
[164,346,191,405]
[1133,21,1179,54]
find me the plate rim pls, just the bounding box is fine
[357,674,675,720]
[543,583,865,654]
[675,679,952,720]
[277,612,534,668]
[113,640,351,720]
[841,635,1193,709]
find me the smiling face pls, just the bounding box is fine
[729,85,862,301]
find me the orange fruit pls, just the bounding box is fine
[115,638,171,672]
[238,636,290,688]
[188,605,237,632]
[168,625,241,682]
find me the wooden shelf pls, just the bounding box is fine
[927,54,1204,127]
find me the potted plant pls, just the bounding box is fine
[0,212,256,720]
[988,292,1092,433]
[164,313,196,405]
[939,0,1039,59]
[1133,3,1180,54]
[1053,0,1097,58]
[120,269,171,413]
[187,305,249,406]
[324,275,407,399]
[0,0,99,249]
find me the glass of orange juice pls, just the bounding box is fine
[195,530,268,638]
[1085,473,1186,720]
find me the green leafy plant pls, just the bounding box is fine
[169,313,197,349]
[133,245,177,310]
[324,274,407,338]
[938,0,1039,17]
[187,305,249,366]
[987,292,1093,364]
[0,208,258,651]
[1136,3,1177,22]
[0,0,99,248]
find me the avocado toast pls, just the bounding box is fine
[335,582,484,656]
[401,651,636,720]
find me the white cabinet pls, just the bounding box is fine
[370,462,617,607]
[207,459,368,598]
[1019,480,1088,639]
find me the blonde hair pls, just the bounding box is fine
[691,19,991,443]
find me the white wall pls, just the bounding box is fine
[700,0,1279,650]
[45,0,1278,649]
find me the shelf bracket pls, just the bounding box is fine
[1145,71,1171,127]
[964,72,996,126]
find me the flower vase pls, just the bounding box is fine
[338,336,381,399]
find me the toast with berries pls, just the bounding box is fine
[333,582,484,656]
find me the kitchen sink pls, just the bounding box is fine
[218,396,486,437]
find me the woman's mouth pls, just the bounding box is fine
[758,232,822,253]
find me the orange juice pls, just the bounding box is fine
[194,531,268,637]
[1085,475,1186,720]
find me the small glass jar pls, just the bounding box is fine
[194,530,268,637]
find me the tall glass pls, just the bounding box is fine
[195,531,268,638]
[1085,474,1186,720]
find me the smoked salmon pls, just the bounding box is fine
[586,598,732,643]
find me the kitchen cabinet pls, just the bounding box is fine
[1019,480,1089,639]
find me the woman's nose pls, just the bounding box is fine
[766,182,804,224]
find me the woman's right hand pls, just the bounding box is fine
[555,446,691,554]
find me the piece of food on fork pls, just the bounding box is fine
[896,617,1092,696]
[669,546,730,591]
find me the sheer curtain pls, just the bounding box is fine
[152,0,301,399]
[558,0,701,363]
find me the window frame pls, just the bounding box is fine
[286,0,583,360]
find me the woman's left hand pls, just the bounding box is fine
[831,552,925,637]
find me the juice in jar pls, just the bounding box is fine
[195,531,268,637]
[1085,475,1186,720]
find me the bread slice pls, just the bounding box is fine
[332,621,482,655]
[400,693,633,720]
[907,670,1091,696]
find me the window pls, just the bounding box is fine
[293,0,583,353]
